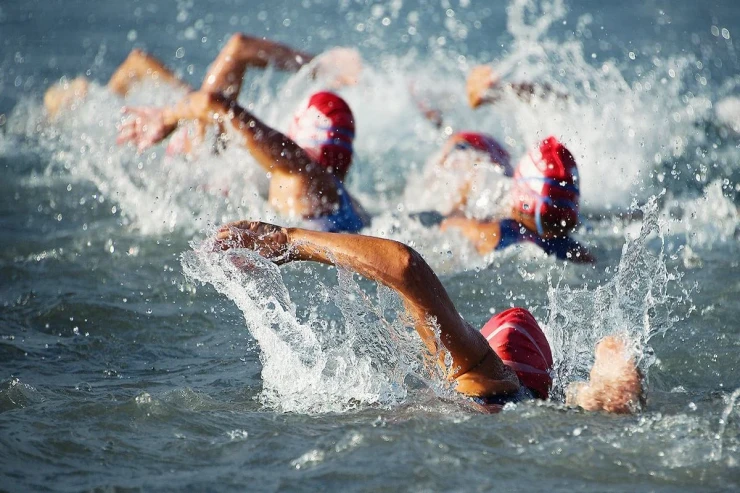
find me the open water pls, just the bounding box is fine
[1,0,740,491]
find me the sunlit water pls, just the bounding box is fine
[1,0,739,491]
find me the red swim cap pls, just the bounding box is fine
[480,307,553,399]
[511,136,580,236]
[449,131,513,176]
[288,91,355,177]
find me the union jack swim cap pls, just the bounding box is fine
[511,136,580,236]
[288,91,355,177]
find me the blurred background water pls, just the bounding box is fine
[1,0,740,491]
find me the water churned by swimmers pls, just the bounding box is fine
[43,30,678,415]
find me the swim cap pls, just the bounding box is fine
[448,132,513,176]
[480,307,553,399]
[287,91,355,177]
[511,136,580,236]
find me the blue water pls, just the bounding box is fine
[2,0,740,491]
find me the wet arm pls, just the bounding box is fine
[162,92,319,175]
[200,33,314,97]
[217,222,519,396]
[287,229,494,378]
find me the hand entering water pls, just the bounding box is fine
[566,336,643,414]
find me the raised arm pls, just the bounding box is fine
[201,34,362,98]
[467,65,567,109]
[215,221,520,397]
[199,34,315,98]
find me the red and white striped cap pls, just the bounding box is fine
[287,91,355,177]
[480,307,553,399]
[511,136,580,236]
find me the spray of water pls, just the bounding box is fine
[544,197,692,398]
[181,242,447,413]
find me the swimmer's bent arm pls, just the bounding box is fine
[215,221,520,397]
[199,34,315,98]
[119,91,324,177]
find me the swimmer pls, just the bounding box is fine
[409,130,513,220]
[213,220,642,413]
[46,33,368,233]
[440,136,595,262]
[117,89,369,233]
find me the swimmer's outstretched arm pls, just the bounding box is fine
[44,49,188,118]
[215,221,520,398]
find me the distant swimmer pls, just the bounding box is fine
[466,65,568,109]
[45,33,368,233]
[213,220,641,413]
[118,89,369,233]
[408,128,594,262]
[440,136,595,263]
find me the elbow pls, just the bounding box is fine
[393,243,430,291]
[226,32,252,49]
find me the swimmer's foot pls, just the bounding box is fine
[215,221,293,264]
[44,77,89,118]
[566,335,643,414]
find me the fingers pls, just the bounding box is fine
[212,221,290,261]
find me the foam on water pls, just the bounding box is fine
[181,242,451,413]
[544,198,691,398]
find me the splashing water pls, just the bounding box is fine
[544,197,691,398]
[5,0,727,239]
[180,242,447,413]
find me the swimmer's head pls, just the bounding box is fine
[441,131,513,175]
[480,307,553,399]
[511,136,580,238]
[288,91,355,179]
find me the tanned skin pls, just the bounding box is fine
[45,33,365,221]
[213,221,641,411]
[466,65,567,109]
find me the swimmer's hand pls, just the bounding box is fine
[310,47,363,88]
[565,336,643,414]
[117,106,178,152]
[215,221,293,265]
[467,65,501,109]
